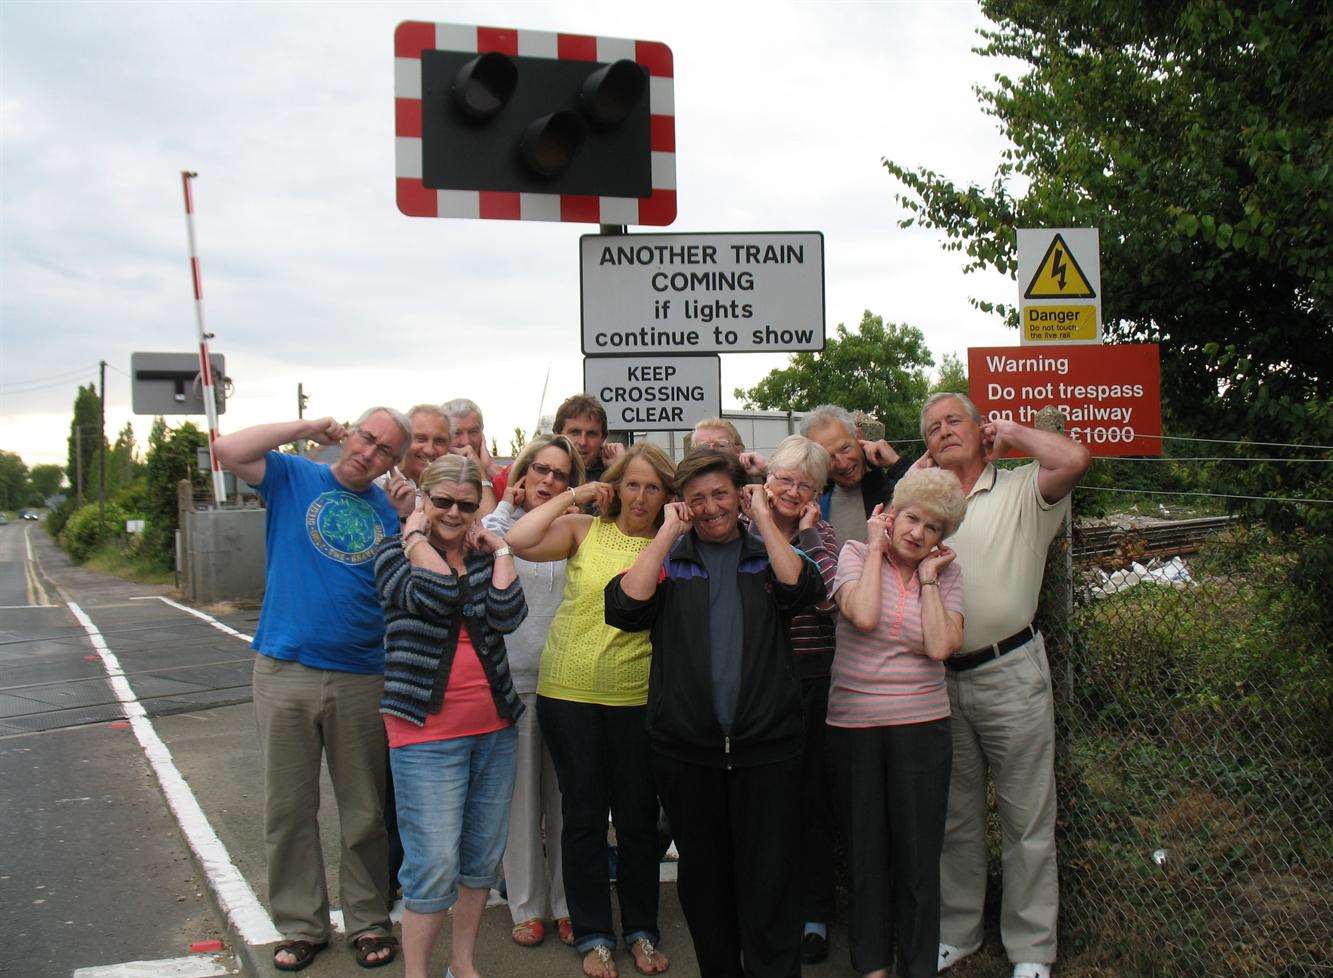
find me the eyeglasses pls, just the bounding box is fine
[351,429,399,463]
[694,438,734,450]
[769,474,816,496]
[529,461,571,484]
[426,495,479,514]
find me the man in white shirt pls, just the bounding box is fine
[922,392,1090,978]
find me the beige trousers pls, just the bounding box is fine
[939,634,1058,964]
[252,655,392,943]
[502,692,568,924]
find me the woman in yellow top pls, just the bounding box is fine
[507,442,676,978]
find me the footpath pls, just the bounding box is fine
[30,529,864,978]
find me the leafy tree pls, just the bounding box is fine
[143,419,208,568]
[735,310,935,442]
[0,451,28,509]
[883,0,1332,623]
[508,427,529,458]
[28,464,65,499]
[66,383,106,503]
[106,422,143,493]
[931,353,969,395]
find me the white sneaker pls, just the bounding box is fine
[937,943,975,972]
[1012,964,1052,978]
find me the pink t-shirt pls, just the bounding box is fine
[828,540,964,728]
[384,630,509,748]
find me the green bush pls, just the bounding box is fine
[45,496,77,537]
[60,502,127,562]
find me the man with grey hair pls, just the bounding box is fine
[920,391,1090,978]
[443,397,503,481]
[213,408,409,970]
[801,404,913,546]
[383,403,452,516]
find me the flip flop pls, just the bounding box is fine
[273,939,328,972]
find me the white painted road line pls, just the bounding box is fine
[66,601,282,946]
[72,953,237,977]
[130,596,254,643]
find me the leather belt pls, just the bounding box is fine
[945,625,1036,673]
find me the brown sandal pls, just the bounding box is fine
[352,933,398,969]
[273,940,328,972]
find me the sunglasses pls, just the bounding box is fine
[426,495,479,515]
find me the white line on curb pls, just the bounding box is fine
[66,601,282,946]
[72,953,237,977]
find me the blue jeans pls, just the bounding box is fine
[390,725,518,914]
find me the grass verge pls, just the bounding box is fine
[82,542,175,586]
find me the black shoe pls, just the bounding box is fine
[801,931,829,965]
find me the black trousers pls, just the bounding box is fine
[537,696,660,951]
[798,677,836,924]
[828,719,952,978]
[654,752,803,978]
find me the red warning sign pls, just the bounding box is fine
[968,344,1162,457]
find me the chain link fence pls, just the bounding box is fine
[1032,511,1332,977]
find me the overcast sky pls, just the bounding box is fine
[1,0,1019,468]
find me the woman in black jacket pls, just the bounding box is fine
[605,449,826,978]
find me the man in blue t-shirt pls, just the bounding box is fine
[214,406,410,971]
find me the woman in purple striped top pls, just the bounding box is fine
[828,468,968,978]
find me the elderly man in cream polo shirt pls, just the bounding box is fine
[920,392,1090,978]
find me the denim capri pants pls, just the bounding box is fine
[390,724,519,914]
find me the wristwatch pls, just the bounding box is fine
[493,546,513,559]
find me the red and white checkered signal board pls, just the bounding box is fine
[394,21,676,225]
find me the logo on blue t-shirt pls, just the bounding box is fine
[304,491,384,564]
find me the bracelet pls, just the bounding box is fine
[920,578,939,586]
[404,537,428,557]
[493,546,512,559]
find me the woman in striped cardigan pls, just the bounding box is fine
[376,453,527,978]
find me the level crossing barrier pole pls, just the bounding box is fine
[180,171,227,507]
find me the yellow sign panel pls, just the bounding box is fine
[1024,233,1097,299]
[1023,304,1098,342]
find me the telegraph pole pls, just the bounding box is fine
[296,383,309,455]
[98,360,107,520]
[75,426,84,506]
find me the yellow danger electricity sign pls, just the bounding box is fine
[1023,304,1098,342]
[1017,228,1102,345]
[1024,233,1097,299]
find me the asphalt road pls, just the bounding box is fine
[0,521,232,975]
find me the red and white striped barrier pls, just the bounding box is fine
[180,171,227,506]
[394,21,676,225]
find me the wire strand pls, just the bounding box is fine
[1075,485,1333,505]
[1095,456,1332,464]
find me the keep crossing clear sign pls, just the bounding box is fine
[580,232,825,355]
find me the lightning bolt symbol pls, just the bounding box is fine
[1051,248,1068,290]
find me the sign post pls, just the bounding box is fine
[581,232,825,356]
[1016,228,1102,345]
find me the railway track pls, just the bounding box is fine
[1073,515,1237,563]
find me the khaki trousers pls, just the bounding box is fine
[502,692,568,924]
[252,655,391,943]
[939,635,1058,964]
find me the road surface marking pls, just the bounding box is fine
[131,596,254,642]
[65,600,282,946]
[0,604,64,609]
[24,528,53,606]
[72,953,237,977]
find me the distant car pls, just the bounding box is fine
[20,511,39,521]
[0,513,8,525]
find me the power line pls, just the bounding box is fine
[1142,433,1333,451]
[1076,485,1333,505]
[0,364,100,386]
[0,374,101,396]
[1096,456,1332,464]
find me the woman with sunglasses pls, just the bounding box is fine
[506,442,677,978]
[376,454,527,978]
[480,435,586,950]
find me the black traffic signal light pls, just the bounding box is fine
[395,22,676,224]
[421,49,649,196]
